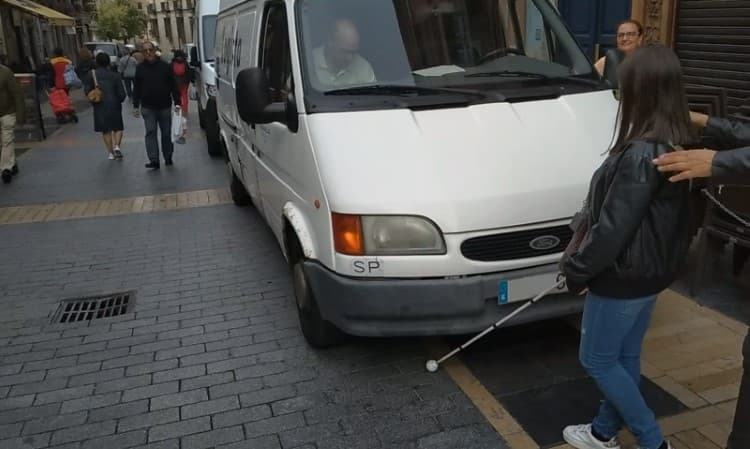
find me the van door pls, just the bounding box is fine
[216,13,237,135]
[234,7,262,205]
[253,2,297,236]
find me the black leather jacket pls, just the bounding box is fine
[705,117,750,178]
[563,140,691,298]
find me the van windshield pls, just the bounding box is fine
[296,0,600,109]
[84,43,117,57]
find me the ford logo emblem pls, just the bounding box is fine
[529,235,561,251]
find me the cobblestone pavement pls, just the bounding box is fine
[0,103,747,449]
[0,107,505,449]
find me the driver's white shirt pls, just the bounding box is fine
[312,46,376,87]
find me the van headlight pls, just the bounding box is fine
[332,213,446,256]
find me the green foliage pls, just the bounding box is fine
[96,0,147,41]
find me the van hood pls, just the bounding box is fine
[308,90,618,233]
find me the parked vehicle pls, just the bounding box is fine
[83,42,128,70]
[216,0,620,347]
[190,0,222,157]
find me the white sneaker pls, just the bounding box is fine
[108,153,115,160]
[563,424,621,449]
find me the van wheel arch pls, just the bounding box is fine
[285,222,347,348]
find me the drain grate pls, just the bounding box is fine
[53,292,134,323]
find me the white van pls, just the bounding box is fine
[190,0,223,157]
[216,0,619,347]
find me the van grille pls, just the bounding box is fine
[461,225,573,262]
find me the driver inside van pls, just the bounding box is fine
[313,18,376,88]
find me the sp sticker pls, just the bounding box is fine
[353,259,384,275]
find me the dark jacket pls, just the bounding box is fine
[563,140,691,298]
[133,59,180,110]
[705,117,750,178]
[0,64,25,123]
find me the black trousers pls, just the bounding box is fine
[728,330,749,449]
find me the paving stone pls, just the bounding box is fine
[0,433,51,449]
[46,362,102,379]
[126,360,179,377]
[95,374,152,394]
[86,400,148,422]
[68,368,126,387]
[212,404,272,429]
[209,378,264,399]
[10,377,69,397]
[234,362,288,380]
[35,385,95,406]
[81,430,147,449]
[150,389,208,411]
[239,386,296,408]
[243,413,306,439]
[102,353,155,370]
[23,412,88,435]
[0,422,23,439]
[22,356,78,373]
[50,420,117,445]
[181,426,244,449]
[153,365,206,384]
[0,370,45,387]
[147,417,210,442]
[179,350,230,367]
[181,372,234,392]
[279,422,341,448]
[218,435,281,449]
[60,392,121,414]
[0,394,35,411]
[129,339,181,356]
[118,409,180,433]
[0,404,61,425]
[181,395,239,419]
[130,440,179,449]
[122,382,179,403]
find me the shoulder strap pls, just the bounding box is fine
[92,69,98,87]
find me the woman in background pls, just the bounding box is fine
[85,52,127,160]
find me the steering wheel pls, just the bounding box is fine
[477,48,525,65]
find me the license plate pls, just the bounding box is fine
[498,272,567,304]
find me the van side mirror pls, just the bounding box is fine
[189,47,200,67]
[602,48,624,89]
[236,67,288,126]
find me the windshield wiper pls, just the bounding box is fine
[466,70,550,79]
[324,84,491,98]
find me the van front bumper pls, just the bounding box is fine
[303,261,583,337]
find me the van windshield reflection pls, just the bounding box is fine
[297,0,597,109]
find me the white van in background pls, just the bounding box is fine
[216,0,619,347]
[190,0,222,157]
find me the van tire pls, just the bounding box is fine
[205,120,222,157]
[293,263,347,348]
[198,104,206,129]
[289,238,346,348]
[229,166,251,207]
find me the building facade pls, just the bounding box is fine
[0,0,95,71]
[135,0,193,53]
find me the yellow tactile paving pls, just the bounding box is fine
[0,188,232,226]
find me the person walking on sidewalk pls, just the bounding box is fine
[0,61,24,184]
[133,42,181,170]
[171,50,192,115]
[85,52,127,160]
[654,112,750,449]
[560,44,696,449]
[118,50,139,104]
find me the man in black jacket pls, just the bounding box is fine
[133,42,181,169]
[654,112,749,449]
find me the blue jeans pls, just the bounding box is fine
[142,107,173,164]
[580,292,663,449]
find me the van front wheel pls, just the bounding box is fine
[229,166,251,207]
[293,261,346,348]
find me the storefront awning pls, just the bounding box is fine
[1,0,75,27]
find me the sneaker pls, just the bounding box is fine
[114,148,123,159]
[108,153,116,160]
[145,162,160,170]
[1,169,11,184]
[164,158,173,166]
[563,424,621,449]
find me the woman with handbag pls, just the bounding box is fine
[85,52,127,160]
[560,44,696,449]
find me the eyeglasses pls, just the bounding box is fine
[617,31,640,40]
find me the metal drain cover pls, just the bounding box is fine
[53,292,134,323]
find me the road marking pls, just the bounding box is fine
[425,338,540,449]
[0,188,232,226]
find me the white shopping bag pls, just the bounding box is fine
[171,107,187,144]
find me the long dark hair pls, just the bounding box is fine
[610,44,695,155]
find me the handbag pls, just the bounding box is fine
[87,69,102,104]
[63,63,82,89]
